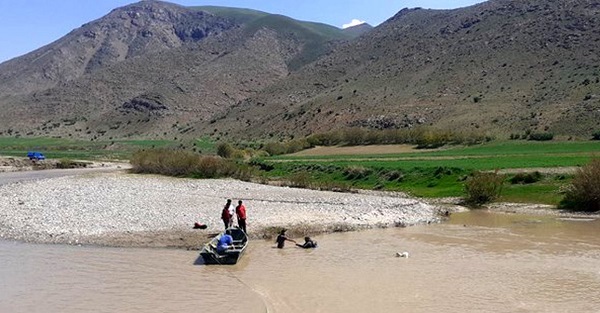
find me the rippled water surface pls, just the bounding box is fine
[2,211,600,313]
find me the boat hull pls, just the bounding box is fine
[199,227,248,265]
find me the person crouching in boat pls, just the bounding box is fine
[276,229,296,248]
[296,236,317,249]
[217,230,234,254]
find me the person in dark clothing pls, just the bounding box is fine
[296,236,317,249]
[275,229,296,248]
[236,200,247,234]
[221,200,232,230]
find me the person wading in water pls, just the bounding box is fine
[296,236,317,249]
[276,229,296,248]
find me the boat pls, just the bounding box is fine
[199,226,248,265]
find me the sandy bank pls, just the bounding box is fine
[0,172,443,249]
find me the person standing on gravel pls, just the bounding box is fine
[227,199,235,225]
[236,200,247,234]
[221,199,234,230]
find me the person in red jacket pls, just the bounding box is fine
[221,199,233,230]
[236,200,247,234]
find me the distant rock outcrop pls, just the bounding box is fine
[121,95,169,114]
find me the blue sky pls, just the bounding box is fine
[0,0,484,63]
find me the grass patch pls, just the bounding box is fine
[500,183,563,205]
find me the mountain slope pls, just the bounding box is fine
[207,0,600,139]
[0,1,353,139]
[0,1,236,97]
[2,0,599,141]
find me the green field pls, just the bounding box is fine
[2,137,598,206]
[262,141,600,204]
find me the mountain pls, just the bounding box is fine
[1,0,599,141]
[342,23,374,37]
[207,0,600,139]
[0,1,352,139]
[0,1,236,97]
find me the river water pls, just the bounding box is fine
[1,210,600,313]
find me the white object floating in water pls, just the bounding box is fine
[395,251,409,258]
[557,217,596,222]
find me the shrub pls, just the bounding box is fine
[364,131,383,145]
[464,171,504,206]
[306,131,343,146]
[528,132,554,141]
[559,159,600,212]
[592,131,600,140]
[285,138,312,154]
[263,142,287,156]
[382,128,419,144]
[343,166,372,180]
[248,159,274,171]
[434,166,453,177]
[381,170,404,182]
[287,172,312,188]
[216,142,236,158]
[56,159,88,169]
[416,130,453,149]
[130,149,238,178]
[342,128,367,146]
[315,181,352,192]
[196,156,237,178]
[509,171,542,184]
[130,149,201,176]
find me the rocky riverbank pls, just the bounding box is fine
[0,172,444,249]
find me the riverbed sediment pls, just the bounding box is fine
[0,172,444,248]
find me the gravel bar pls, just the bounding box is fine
[0,172,442,248]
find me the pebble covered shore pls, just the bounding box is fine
[0,172,442,248]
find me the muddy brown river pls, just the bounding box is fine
[2,210,599,313]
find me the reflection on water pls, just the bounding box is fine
[1,211,600,313]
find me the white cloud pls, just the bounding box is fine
[342,19,366,29]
